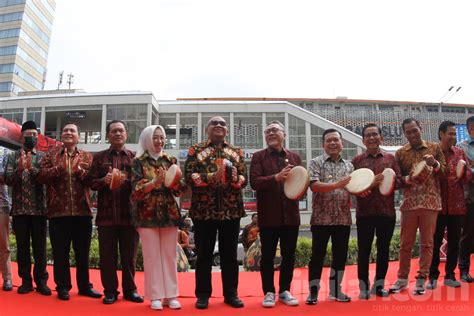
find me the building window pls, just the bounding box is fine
[234,113,262,149]
[106,104,147,143]
[179,113,198,149]
[158,113,176,149]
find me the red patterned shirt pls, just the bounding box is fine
[395,140,446,212]
[352,151,402,218]
[439,146,472,215]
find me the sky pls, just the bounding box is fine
[44,0,474,104]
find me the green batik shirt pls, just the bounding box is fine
[4,148,46,216]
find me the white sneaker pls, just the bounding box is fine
[278,290,299,306]
[151,299,163,310]
[262,292,275,308]
[164,298,182,309]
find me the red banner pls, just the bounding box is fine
[0,117,62,152]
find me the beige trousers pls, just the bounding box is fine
[0,213,12,282]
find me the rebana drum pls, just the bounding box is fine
[109,168,122,190]
[379,168,396,196]
[456,159,466,179]
[283,166,309,200]
[411,160,432,183]
[345,168,374,194]
[164,164,182,188]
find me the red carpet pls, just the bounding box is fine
[2,259,474,315]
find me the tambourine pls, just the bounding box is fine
[164,164,182,188]
[456,159,466,179]
[110,168,123,190]
[411,160,432,183]
[283,166,309,200]
[379,168,396,196]
[345,168,375,194]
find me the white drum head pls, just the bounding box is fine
[164,164,182,188]
[284,166,309,200]
[379,168,396,196]
[345,168,375,194]
[412,161,427,178]
[456,159,466,179]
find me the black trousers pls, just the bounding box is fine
[11,215,48,286]
[308,225,350,295]
[259,225,299,294]
[428,214,463,279]
[459,204,474,273]
[356,216,395,291]
[193,219,240,299]
[98,225,139,296]
[49,216,93,292]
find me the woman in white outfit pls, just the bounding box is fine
[131,125,185,310]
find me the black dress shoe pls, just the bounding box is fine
[103,294,118,305]
[358,290,370,300]
[224,296,244,308]
[2,280,13,291]
[460,272,474,283]
[17,284,34,294]
[36,284,52,296]
[78,288,102,298]
[374,288,389,297]
[57,289,70,301]
[124,292,144,303]
[305,292,318,305]
[195,297,209,309]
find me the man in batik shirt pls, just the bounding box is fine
[87,120,143,304]
[390,118,446,295]
[352,123,401,299]
[307,128,354,304]
[426,121,471,290]
[0,146,12,291]
[456,115,474,283]
[4,121,50,295]
[38,123,101,301]
[185,116,247,310]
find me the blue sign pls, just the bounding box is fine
[456,124,469,144]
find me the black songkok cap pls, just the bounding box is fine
[21,120,37,132]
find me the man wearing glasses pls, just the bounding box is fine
[185,116,248,309]
[250,121,302,308]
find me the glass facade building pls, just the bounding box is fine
[0,0,55,96]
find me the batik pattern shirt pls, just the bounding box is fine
[309,153,353,226]
[457,137,474,204]
[4,148,46,216]
[439,146,471,215]
[38,147,93,218]
[87,147,135,226]
[0,147,11,214]
[352,151,401,218]
[184,140,247,221]
[395,140,446,212]
[131,152,185,228]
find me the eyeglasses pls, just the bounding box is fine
[264,128,283,135]
[208,120,227,127]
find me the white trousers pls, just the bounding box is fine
[138,226,178,300]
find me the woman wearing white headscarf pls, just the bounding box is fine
[131,125,185,310]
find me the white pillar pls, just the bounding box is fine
[101,104,107,144]
[229,112,234,144]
